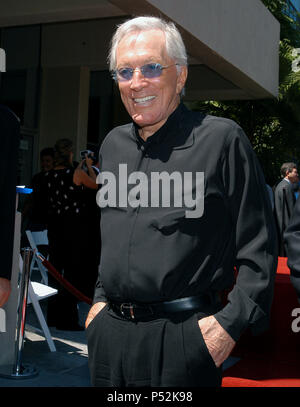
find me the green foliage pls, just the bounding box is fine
[187,0,300,186]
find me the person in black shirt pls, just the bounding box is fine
[86,16,277,387]
[274,162,299,256]
[0,105,20,307]
[45,139,98,330]
[74,152,101,299]
[22,147,54,231]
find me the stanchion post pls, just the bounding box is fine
[12,248,34,376]
[0,247,38,379]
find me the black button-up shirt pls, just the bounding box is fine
[93,103,277,341]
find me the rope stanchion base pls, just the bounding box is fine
[0,363,38,380]
[0,248,39,380]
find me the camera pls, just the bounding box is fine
[79,150,96,162]
[79,149,97,173]
[80,149,97,164]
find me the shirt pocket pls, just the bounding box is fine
[150,209,203,236]
[150,210,187,235]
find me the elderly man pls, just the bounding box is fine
[86,16,277,387]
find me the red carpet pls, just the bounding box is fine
[222,257,300,387]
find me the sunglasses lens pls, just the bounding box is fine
[142,63,163,78]
[118,68,133,81]
[114,63,164,81]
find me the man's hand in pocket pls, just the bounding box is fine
[198,315,236,367]
[85,302,107,329]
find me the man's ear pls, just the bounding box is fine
[176,65,188,95]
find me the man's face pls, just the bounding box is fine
[115,29,187,136]
[41,155,54,172]
[287,168,299,184]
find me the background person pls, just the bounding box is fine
[274,162,299,256]
[85,16,277,387]
[45,138,97,330]
[22,147,54,231]
[73,151,101,299]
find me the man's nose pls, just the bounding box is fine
[130,69,146,90]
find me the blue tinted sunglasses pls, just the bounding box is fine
[112,63,179,82]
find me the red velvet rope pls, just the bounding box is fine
[36,252,92,305]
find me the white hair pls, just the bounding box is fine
[108,16,188,71]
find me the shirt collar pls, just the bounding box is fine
[131,102,204,150]
[133,102,183,145]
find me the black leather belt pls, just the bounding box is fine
[108,294,217,321]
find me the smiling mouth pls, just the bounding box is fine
[133,96,156,104]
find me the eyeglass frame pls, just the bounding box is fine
[111,62,180,82]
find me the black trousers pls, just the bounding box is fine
[87,305,222,387]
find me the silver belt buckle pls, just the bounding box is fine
[120,303,135,320]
